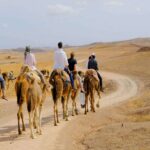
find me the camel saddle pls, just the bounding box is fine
[20,65,41,84]
[85,69,99,81]
[50,69,70,87]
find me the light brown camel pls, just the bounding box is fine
[2,71,16,89]
[41,69,50,81]
[71,71,81,116]
[83,69,101,115]
[0,71,16,98]
[27,77,47,138]
[49,69,72,126]
[15,65,49,137]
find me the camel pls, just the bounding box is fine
[49,69,72,126]
[0,71,16,97]
[83,69,101,115]
[71,71,81,116]
[15,65,49,138]
[2,71,16,89]
[49,69,82,126]
[41,69,50,81]
[27,77,47,138]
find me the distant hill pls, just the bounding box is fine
[1,37,150,52]
[0,47,54,53]
[86,38,150,48]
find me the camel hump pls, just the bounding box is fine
[50,69,70,83]
[27,71,41,83]
[85,69,99,81]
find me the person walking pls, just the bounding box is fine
[0,69,7,100]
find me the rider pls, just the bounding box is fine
[88,53,103,92]
[68,52,77,72]
[24,46,46,84]
[68,52,84,92]
[54,42,74,89]
[0,69,7,100]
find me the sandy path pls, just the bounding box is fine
[0,71,138,150]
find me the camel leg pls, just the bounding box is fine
[35,107,40,134]
[87,95,89,112]
[84,94,88,115]
[74,91,79,115]
[29,111,35,139]
[66,89,71,119]
[65,96,69,121]
[75,101,78,115]
[62,98,65,119]
[54,103,57,126]
[17,105,23,135]
[72,98,75,116]
[56,103,59,124]
[21,112,26,131]
[96,89,101,108]
[90,92,95,112]
[17,112,21,134]
[39,104,42,134]
[72,92,78,116]
[33,109,37,129]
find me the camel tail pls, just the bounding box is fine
[84,78,89,94]
[51,87,57,102]
[27,90,32,112]
[16,83,22,106]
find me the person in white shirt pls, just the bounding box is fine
[24,46,46,84]
[54,42,68,70]
[54,42,74,89]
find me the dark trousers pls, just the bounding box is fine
[96,71,103,89]
[0,76,5,89]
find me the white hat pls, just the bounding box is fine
[92,53,95,56]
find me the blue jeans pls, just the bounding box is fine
[64,68,74,89]
[0,75,5,89]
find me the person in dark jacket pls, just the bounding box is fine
[88,53,103,92]
[68,52,77,72]
[68,52,84,92]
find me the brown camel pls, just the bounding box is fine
[49,69,72,126]
[71,71,81,116]
[15,72,29,135]
[83,69,101,115]
[15,65,49,137]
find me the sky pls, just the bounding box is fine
[0,0,150,49]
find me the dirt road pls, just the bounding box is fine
[0,71,138,150]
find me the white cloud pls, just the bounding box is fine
[48,4,78,16]
[104,0,124,7]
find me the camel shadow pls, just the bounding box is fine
[0,109,77,143]
[0,114,54,143]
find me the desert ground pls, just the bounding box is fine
[0,38,150,150]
